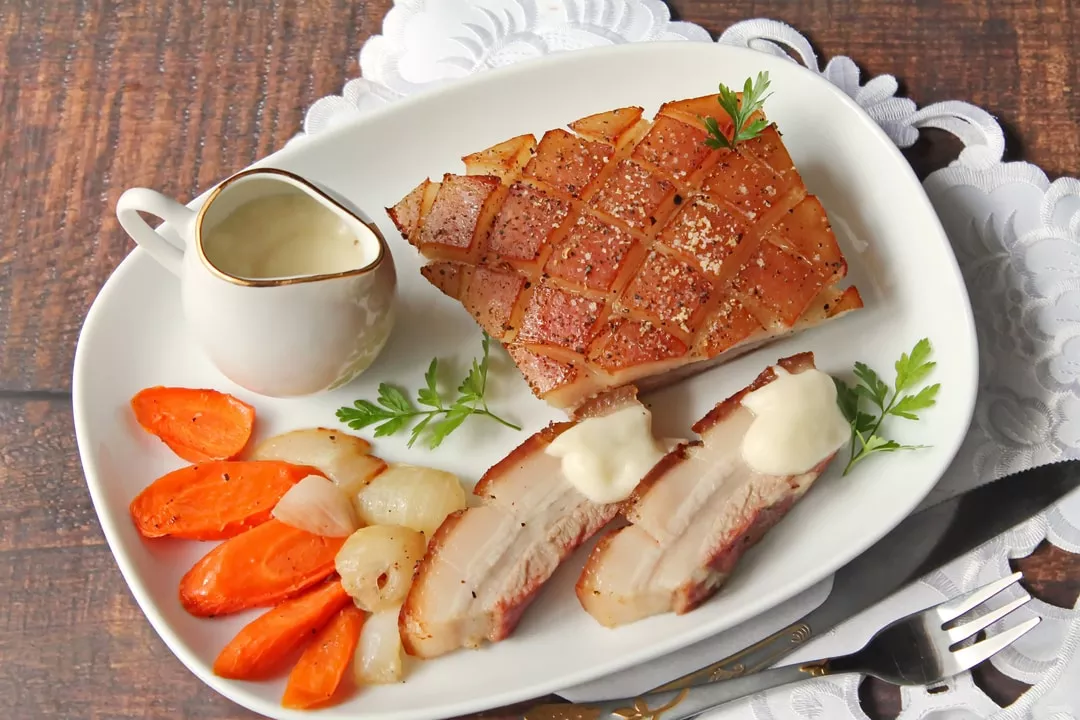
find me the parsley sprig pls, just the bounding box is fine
[335,333,521,449]
[833,338,940,475]
[702,71,773,150]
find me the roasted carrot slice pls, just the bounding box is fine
[131,386,256,463]
[213,579,352,680]
[180,519,347,617]
[129,460,319,541]
[281,605,365,709]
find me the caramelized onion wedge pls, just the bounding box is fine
[253,427,387,496]
[336,525,425,612]
[355,464,467,536]
[272,475,359,537]
[354,605,406,684]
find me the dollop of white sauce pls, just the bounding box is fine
[545,405,666,504]
[740,366,850,476]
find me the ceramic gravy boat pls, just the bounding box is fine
[116,168,396,397]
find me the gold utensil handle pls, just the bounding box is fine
[649,620,816,693]
[524,663,829,720]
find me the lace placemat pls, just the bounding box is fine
[299,3,1080,718]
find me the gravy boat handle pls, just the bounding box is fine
[116,188,196,276]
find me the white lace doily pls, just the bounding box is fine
[299,3,1080,718]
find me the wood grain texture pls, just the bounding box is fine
[670,0,1080,175]
[0,1,1078,718]
[0,397,256,718]
[0,0,395,394]
[1014,541,1080,607]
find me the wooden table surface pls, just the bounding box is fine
[1,1,1078,717]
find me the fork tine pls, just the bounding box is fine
[949,616,1041,672]
[935,571,1022,623]
[944,592,1032,644]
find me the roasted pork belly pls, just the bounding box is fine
[576,353,836,627]
[389,99,863,412]
[399,388,644,658]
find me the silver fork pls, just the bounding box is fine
[524,572,1040,720]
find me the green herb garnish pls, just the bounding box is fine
[335,333,521,449]
[702,71,773,150]
[833,338,940,475]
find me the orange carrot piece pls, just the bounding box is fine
[131,386,256,463]
[129,460,320,540]
[180,519,347,617]
[281,605,365,709]
[213,579,352,680]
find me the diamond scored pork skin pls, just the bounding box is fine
[388,97,863,413]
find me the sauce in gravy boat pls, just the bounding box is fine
[116,168,396,397]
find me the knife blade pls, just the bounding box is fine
[649,459,1080,692]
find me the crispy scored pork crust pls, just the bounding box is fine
[576,352,837,628]
[398,387,642,658]
[388,98,863,412]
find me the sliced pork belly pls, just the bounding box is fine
[399,388,644,658]
[388,98,864,413]
[577,353,837,627]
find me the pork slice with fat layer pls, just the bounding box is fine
[577,352,837,627]
[400,388,647,657]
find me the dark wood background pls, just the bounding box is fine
[1,1,1077,717]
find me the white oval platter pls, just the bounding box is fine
[73,41,977,720]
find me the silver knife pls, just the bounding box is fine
[643,459,1080,694]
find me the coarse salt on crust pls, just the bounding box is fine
[389,99,862,412]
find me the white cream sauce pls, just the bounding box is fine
[740,366,850,476]
[203,193,373,280]
[545,405,666,505]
